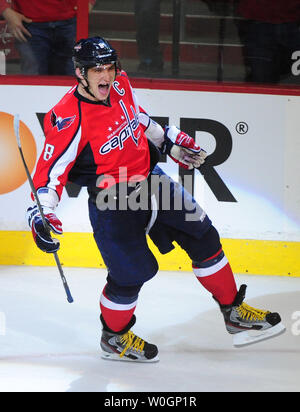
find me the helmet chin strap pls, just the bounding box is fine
[80,68,97,99]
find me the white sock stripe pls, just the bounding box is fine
[193,255,229,278]
[100,293,137,311]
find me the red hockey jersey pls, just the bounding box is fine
[33,71,151,198]
[0,0,95,22]
[237,0,300,23]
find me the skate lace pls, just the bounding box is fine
[237,303,269,321]
[119,331,145,358]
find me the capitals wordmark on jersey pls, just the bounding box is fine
[100,100,141,155]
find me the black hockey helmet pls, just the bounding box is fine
[72,36,119,71]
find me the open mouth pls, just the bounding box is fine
[97,83,110,100]
[98,83,109,92]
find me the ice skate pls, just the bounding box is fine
[217,284,286,347]
[100,316,159,362]
[101,329,159,362]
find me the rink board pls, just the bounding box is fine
[0,231,299,277]
[0,77,300,277]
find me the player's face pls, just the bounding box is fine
[86,64,116,101]
[87,64,116,101]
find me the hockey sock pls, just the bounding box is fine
[193,249,237,305]
[100,285,138,333]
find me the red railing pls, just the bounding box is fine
[0,75,300,97]
[76,0,89,41]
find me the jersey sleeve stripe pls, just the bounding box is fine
[47,126,82,192]
[139,111,151,131]
[46,101,82,194]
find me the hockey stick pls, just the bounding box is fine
[14,114,74,304]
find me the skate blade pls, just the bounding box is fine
[233,322,286,348]
[101,352,160,363]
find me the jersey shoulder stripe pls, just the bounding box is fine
[46,100,83,193]
[33,89,84,198]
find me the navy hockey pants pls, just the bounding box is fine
[88,166,215,289]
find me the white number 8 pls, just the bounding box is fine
[43,144,55,161]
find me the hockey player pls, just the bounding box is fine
[26,37,285,362]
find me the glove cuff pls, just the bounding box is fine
[37,187,59,210]
[160,125,181,155]
[159,136,174,156]
[164,125,180,143]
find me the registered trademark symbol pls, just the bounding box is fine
[236,122,249,134]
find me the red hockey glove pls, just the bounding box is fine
[162,126,207,170]
[27,205,63,253]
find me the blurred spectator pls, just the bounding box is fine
[236,0,300,83]
[0,0,95,75]
[134,0,164,74]
[204,0,300,84]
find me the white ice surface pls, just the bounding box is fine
[0,265,299,392]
